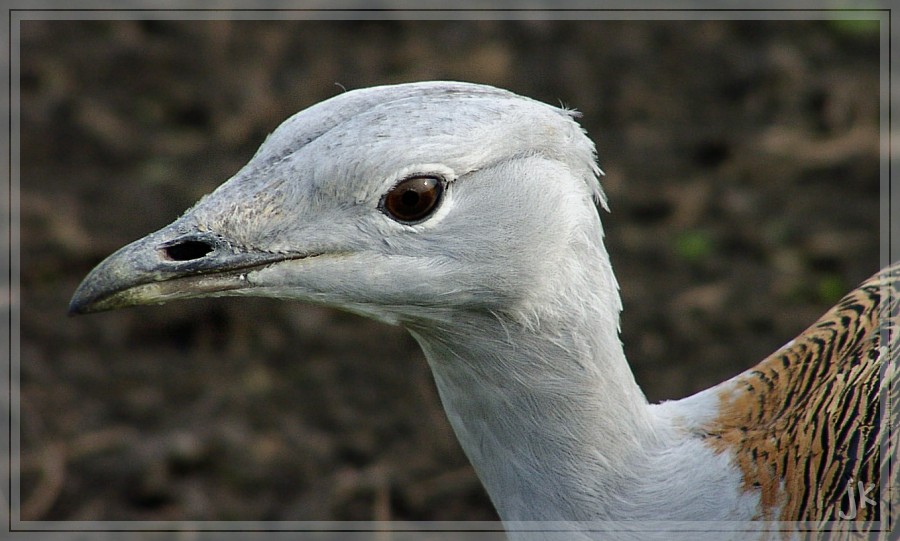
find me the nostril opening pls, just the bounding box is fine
[162,240,214,261]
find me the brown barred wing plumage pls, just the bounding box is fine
[704,262,899,533]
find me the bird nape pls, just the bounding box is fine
[69,81,897,540]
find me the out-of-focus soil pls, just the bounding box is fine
[19,19,882,523]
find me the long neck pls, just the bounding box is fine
[403,220,651,515]
[405,239,755,528]
[408,295,660,523]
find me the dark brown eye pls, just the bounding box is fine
[381,176,444,223]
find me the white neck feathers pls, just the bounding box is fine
[405,194,758,528]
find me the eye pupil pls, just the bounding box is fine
[401,190,420,207]
[382,176,444,223]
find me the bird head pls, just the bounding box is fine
[69,81,608,326]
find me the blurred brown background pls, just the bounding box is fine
[20,18,881,523]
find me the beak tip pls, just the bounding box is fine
[67,283,102,316]
[67,238,155,316]
[67,298,89,316]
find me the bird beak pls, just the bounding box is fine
[68,227,306,315]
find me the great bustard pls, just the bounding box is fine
[69,82,897,539]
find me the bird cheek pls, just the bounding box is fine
[243,256,358,302]
[243,260,315,295]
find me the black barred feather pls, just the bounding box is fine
[704,262,899,538]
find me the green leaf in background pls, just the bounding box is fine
[675,230,715,263]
